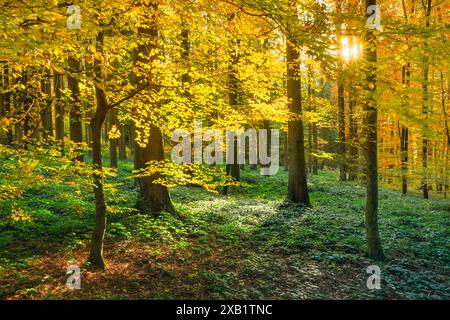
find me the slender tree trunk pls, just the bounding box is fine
[68,57,83,162]
[21,73,33,149]
[88,31,109,270]
[89,104,108,270]
[85,101,93,158]
[2,64,12,144]
[441,71,450,147]
[312,102,318,174]
[118,122,127,160]
[400,63,410,195]
[54,73,65,155]
[85,122,92,157]
[307,70,313,174]
[83,59,93,158]
[336,3,346,181]
[399,0,411,195]
[421,0,432,199]
[223,16,241,195]
[41,69,53,141]
[348,89,358,181]
[313,77,326,175]
[286,4,310,205]
[338,80,346,181]
[440,71,449,199]
[13,75,22,144]
[363,0,384,260]
[0,66,5,144]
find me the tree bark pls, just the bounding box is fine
[223,15,240,194]
[68,57,83,162]
[286,4,310,205]
[312,109,318,175]
[41,69,53,141]
[118,122,127,160]
[421,0,432,199]
[348,86,358,181]
[54,73,65,155]
[135,124,173,213]
[133,2,173,214]
[399,0,411,195]
[307,69,313,174]
[2,64,13,144]
[363,0,384,260]
[283,130,289,171]
[88,31,109,270]
[400,63,410,195]
[0,66,5,144]
[336,2,346,181]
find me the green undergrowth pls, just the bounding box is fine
[0,151,448,299]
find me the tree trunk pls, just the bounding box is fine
[336,4,346,181]
[313,77,325,175]
[135,124,173,213]
[440,71,449,199]
[88,31,109,270]
[133,2,173,214]
[307,70,313,174]
[363,0,384,260]
[399,0,411,195]
[0,66,5,144]
[118,122,127,160]
[286,5,310,205]
[181,26,191,87]
[68,57,83,162]
[421,0,432,199]
[2,64,13,144]
[348,87,358,181]
[338,81,346,181]
[41,69,53,141]
[54,73,65,155]
[312,109,318,175]
[225,21,240,193]
[400,63,410,195]
[283,130,289,171]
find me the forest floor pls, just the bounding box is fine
[0,160,449,300]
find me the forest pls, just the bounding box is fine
[0,0,448,301]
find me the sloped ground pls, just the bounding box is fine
[0,166,449,300]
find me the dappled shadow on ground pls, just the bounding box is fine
[0,211,397,301]
[1,172,448,300]
[0,238,386,300]
[1,238,217,299]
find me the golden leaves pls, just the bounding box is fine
[108,125,121,139]
[10,205,33,222]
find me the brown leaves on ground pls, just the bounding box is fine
[1,237,401,300]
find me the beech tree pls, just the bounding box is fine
[362,0,384,260]
[286,0,310,206]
